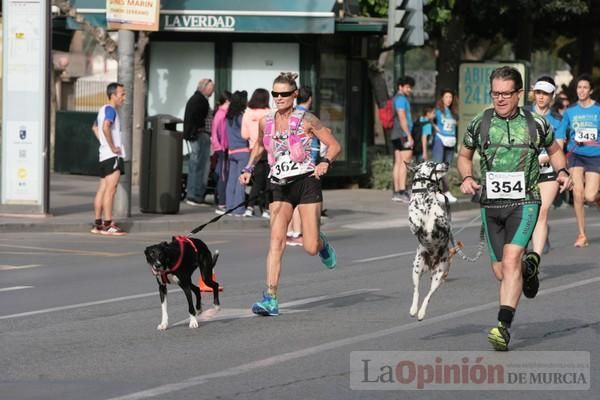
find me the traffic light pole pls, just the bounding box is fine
[114,30,134,218]
[393,46,405,85]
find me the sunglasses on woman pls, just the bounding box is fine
[271,90,295,98]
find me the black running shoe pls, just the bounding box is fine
[522,251,540,299]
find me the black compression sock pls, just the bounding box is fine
[94,219,102,226]
[498,305,515,328]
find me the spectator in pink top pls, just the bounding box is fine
[241,88,272,218]
[211,90,231,214]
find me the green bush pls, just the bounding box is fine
[370,153,393,190]
[369,151,473,194]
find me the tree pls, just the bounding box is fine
[424,0,592,90]
[358,0,595,93]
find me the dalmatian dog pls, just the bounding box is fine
[407,161,461,321]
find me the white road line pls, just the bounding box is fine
[354,251,415,263]
[0,243,134,257]
[0,291,161,320]
[0,264,42,271]
[0,286,34,292]
[0,288,378,321]
[105,275,600,400]
[352,216,485,264]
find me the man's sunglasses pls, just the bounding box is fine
[271,90,295,98]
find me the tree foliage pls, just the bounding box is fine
[359,0,389,17]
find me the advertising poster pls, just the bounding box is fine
[107,0,160,31]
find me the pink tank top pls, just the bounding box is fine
[263,109,316,183]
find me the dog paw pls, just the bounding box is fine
[189,316,199,329]
[409,305,418,317]
[157,322,168,330]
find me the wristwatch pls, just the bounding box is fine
[556,167,570,177]
[321,158,332,165]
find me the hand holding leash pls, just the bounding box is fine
[460,176,480,195]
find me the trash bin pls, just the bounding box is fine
[140,114,183,214]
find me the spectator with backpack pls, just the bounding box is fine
[433,89,459,203]
[391,76,416,203]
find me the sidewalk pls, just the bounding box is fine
[0,173,478,233]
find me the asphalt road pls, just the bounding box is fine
[1,207,599,400]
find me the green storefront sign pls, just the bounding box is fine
[68,0,335,33]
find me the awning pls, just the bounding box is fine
[335,17,387,33]
[68,0,337,34]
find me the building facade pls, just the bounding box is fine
[65,0,386,178]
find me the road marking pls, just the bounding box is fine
[0,285,33,292]
[352,215,484,264]
[105,275,600,400]
[0,264,42,271]
[171,289,381,326]
[0,288,378,321]
[354,251,415,264]
[0,292,159,320]
[0,243,134,257]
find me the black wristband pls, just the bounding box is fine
[321,158,331,165]
[462,175,474,183]
[556,167,570,177]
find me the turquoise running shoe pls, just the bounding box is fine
[251,292,279,316]
[319,232,337,270]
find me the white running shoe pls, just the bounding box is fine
[444,191,458,204]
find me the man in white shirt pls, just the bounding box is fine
[91,82,127,235]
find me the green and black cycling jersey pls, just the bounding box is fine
[463,107,554,208]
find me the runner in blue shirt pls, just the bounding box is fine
[434,89,459,203]
[555,74,600,247]
[390,76,415,203]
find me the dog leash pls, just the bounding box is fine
[188,187,272,235]
[188,193,263,235]
[443,192,485,263]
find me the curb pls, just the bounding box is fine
[0,199,480,234]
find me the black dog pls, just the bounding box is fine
[144,235,220,330]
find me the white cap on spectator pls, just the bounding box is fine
[533,80,556,94]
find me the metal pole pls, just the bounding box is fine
[114,30,134,218]
[393,46,405,83]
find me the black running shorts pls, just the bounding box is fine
[271,174,322,207]
[391,137,413,152]
[98,156,125,178]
